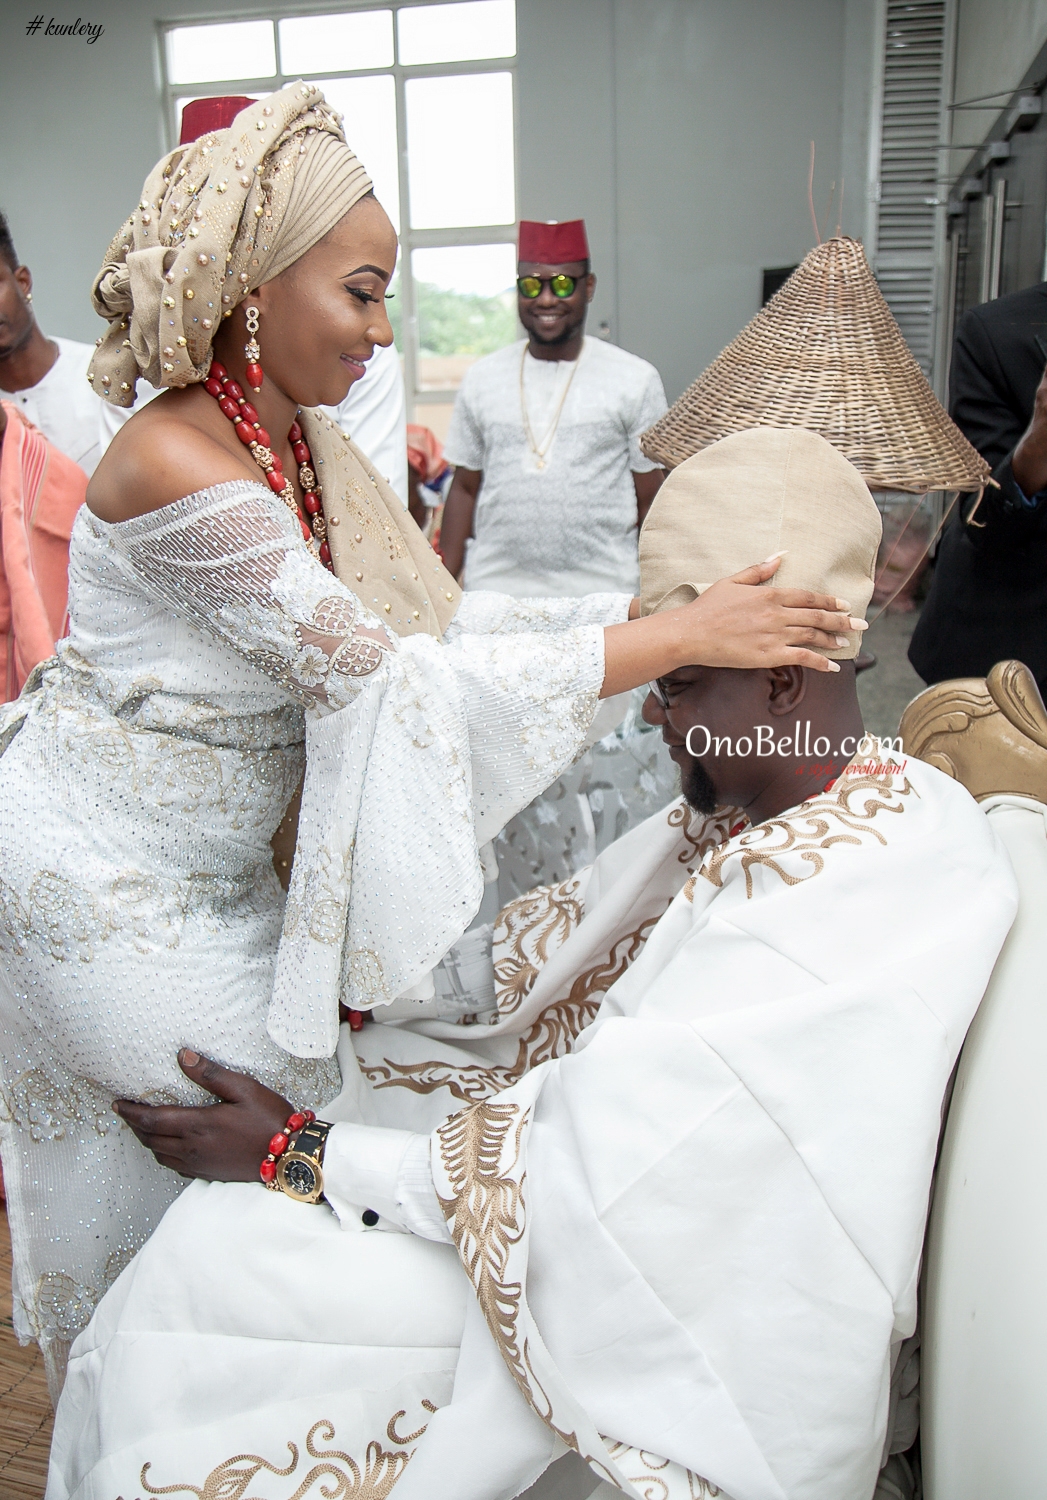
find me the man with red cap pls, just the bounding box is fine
[440,218,668,597]
[99,96,410,505]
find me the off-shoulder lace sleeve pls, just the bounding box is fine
[94,480,393,710]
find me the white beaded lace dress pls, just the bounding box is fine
[0,478,620,1383]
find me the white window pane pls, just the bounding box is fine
[166,21,275,85]
[413,244,517,391]
[406,73,515,229]
[279,11,393,75]
[398,0,515,65]
[313,75,401,234]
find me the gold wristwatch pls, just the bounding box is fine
[275,1120,332,1204]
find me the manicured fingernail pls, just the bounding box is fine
[111,1101,121,1114]
[763,550,787,563]
[835,598,851,610]
[836,635,849,647]
[180,1048,200,1067]
[827,660,840,672]
[849,618,868,630]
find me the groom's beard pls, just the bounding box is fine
[681,755,719,816]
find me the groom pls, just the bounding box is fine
[52,429,1016,1500]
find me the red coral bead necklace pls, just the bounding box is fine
[204,359,333,572]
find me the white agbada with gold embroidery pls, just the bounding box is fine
[47,751,1017,1500]
[0,477,622,1379]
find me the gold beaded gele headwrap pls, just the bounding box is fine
[90,81,372,402]
[89,81,460,639]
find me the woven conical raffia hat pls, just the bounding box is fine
[641,236,988,493]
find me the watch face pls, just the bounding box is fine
[284,1158,318,1199]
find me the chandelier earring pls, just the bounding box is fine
[244,304,263,394]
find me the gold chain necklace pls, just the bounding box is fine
[519,343,581,470]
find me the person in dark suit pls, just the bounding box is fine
[909,281,1047,694]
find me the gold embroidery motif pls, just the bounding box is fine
[700,763,916,899]
[361,915,662,1104]
[386,1400,438,1447]
[64,702,303,832]
[34,1243,140,1342]
[666,803,743,869]
[138,1412,432,1499]
[437,1102,709,1497]
[342,947,386,1005]
[437,1102,530,1396]
[492,877,584,1016]
[345,475,407,563]
[436,1107,612,1474]
[0,1066,116,1141]
[282,845,353,946]
[603,1441,721,1499]
[0,863,281,964]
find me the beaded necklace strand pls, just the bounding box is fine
[205,359,333,572]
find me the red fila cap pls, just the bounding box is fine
[518,219,589,265]
[179,96,257,145]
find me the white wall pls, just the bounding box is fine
[518,0,870,399]
[514,0,620,357]
[951,0,1047,158]
[617,0,855,397]
[1,0,875,401]
[0,0,235,344]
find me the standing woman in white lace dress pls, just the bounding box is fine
[0,84,855,1389]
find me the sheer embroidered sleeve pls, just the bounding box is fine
[446,589,631,640]
[96,480,393,710]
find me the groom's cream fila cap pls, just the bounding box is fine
[639,425,882,659]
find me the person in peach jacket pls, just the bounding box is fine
[0,399,84,701]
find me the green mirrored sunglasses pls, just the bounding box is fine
[517,273,579,299]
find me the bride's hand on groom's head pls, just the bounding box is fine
[686,556,863,674]
[112,1050,293,1182]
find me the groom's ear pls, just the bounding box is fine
[766,666,807,716]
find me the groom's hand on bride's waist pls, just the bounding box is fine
[113,1050,293,1181]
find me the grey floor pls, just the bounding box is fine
[518,1452,603,1500]
[855,606,926,740]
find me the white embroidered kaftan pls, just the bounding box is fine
[0,477,621,1377]
[47,754,1019,1500]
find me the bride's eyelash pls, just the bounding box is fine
[346,287,395,305]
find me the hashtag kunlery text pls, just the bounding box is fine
[26,15,104,42]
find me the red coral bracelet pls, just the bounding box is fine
[259,1108,316,1187]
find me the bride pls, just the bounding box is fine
[0,83,854,1389]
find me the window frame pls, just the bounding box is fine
[157,0,519,417]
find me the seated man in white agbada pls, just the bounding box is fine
[46,428,1017,1500]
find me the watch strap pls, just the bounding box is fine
[275,1120,332,1204]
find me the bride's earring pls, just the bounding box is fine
[244,304,263,394]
